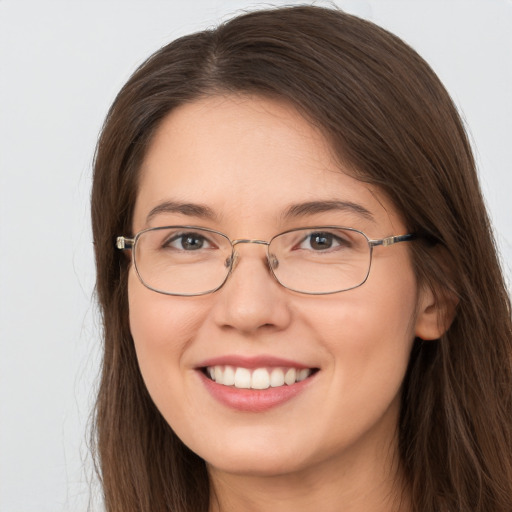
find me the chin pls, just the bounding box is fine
[186,430,312,477]
[205,451,309,478]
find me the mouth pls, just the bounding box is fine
[202,365,318,390]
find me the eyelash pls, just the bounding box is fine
[163,232,214,251]
[295,231,351,251]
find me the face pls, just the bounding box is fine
[128,95,434,481]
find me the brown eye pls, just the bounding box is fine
[309,233,334,250]
[164,232,209,251]
[180,234,205,250]
[298,231,345,251]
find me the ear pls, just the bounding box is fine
[414,284,458,340]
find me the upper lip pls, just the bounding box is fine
[196,355,314,369]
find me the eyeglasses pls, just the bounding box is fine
[116,226,415,296]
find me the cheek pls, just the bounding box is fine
[128,267,206,342]
[304,276,417,354]
[350,275,418,372]
[301,264,418,418]
[127,269,208,400]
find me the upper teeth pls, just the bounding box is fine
[207,366,312,389]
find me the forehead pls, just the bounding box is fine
[133,95,401,235]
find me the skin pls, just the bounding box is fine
[128,95,444,512]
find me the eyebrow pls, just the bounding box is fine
[281,200,375,222]
[145,199,375,225]
[145,201,218,224]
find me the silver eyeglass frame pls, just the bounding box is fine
[116,225,416,296]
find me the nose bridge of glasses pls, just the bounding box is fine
[229,239,278,272]
[231,238,270,247]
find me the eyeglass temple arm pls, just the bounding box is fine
[369,233,416,247]
[116,236,135,250]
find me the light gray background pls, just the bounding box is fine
[0,1,510,510]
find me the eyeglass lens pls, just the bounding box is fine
[133,227,371,295]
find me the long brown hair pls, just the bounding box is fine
[91,5,512,511]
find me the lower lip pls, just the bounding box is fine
[198,370,316,412]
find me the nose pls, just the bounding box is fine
[211,241,292,335]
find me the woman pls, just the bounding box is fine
[91,5,512,511]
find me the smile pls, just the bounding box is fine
[205,365,314,389]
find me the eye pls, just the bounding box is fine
[164,232,213,251]
[297,231,347,251]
